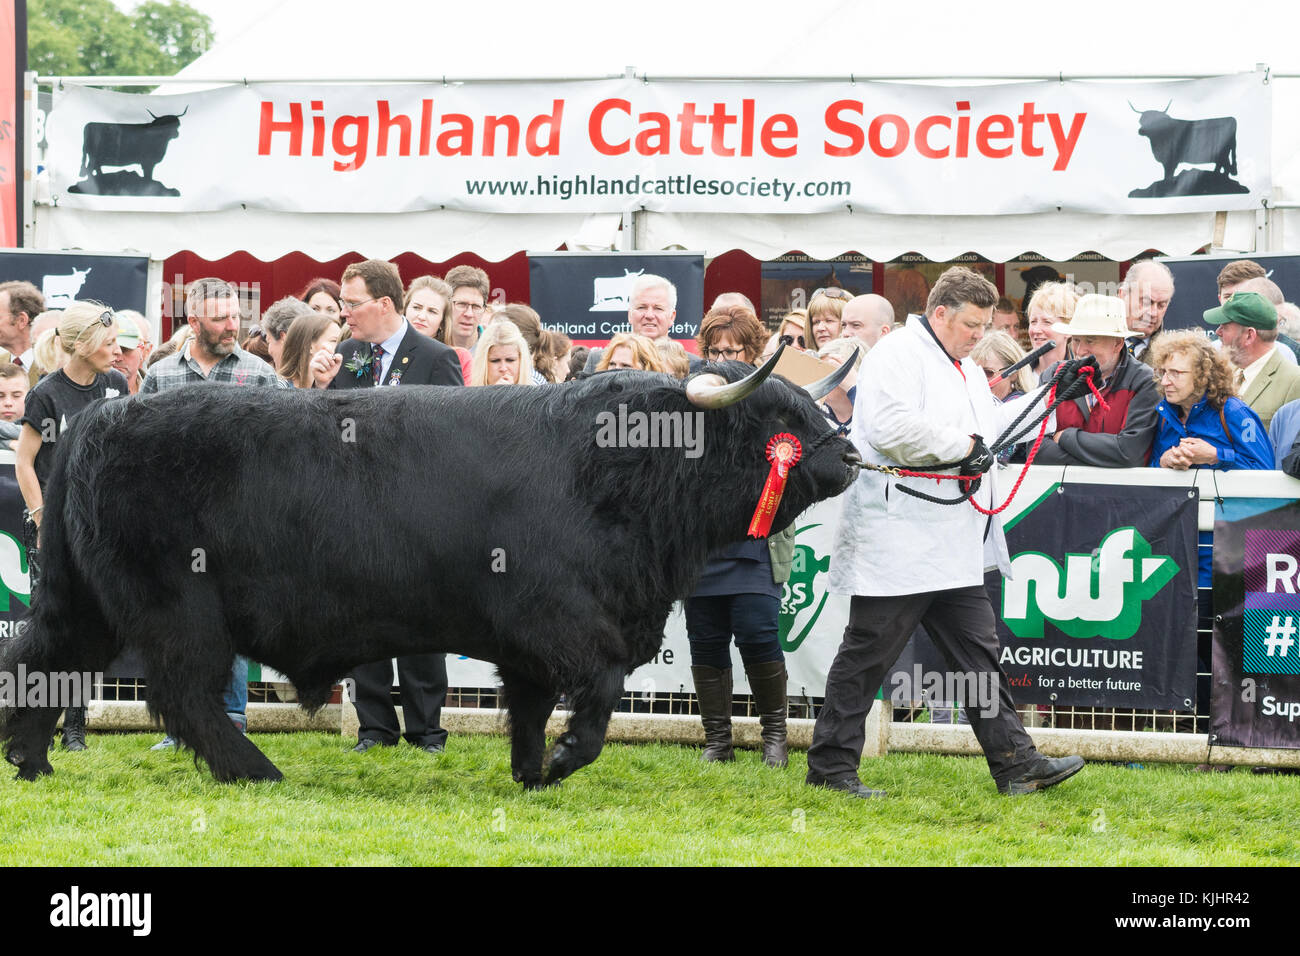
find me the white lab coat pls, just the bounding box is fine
[830,316,1042,597]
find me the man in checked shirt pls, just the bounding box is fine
[143,277,284,750]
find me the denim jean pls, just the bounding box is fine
[223,655,249,728]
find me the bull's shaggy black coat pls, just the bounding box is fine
[1,365,856,786]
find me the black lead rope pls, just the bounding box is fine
[885,361,1091,507]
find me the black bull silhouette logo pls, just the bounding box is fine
[1131,100,1238,183]
[79,107,188,183]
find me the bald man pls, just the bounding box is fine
[841,294,895,348]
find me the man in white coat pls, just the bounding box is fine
[806,267,1085,798]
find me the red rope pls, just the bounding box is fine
[886,385,1060,516]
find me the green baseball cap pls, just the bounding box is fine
[1203,291,1277,330]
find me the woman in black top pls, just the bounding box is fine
[15,301,129,751]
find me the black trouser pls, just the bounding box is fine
[350,654,449,747]
[807,586,1039,788]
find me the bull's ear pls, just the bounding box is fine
[803,344,861,401]
[685,343,784,409]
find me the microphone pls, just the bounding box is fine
[987,341,1056,387]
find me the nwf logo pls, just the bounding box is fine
[1001,527,1178,639]
[70,107,188,198]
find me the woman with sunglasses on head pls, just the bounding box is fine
[14,302,130,754]
[807,289,850,348]
[686,304,797,769]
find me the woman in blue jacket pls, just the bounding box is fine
[1149,330,1273,472]
[1149,330,1272,741]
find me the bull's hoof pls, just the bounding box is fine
[7,749,53,781]
[543,733,580,786]
[512,768,544,790]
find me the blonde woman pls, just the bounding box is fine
[1025,280,1079,376]
[807,289,850,347]
[15,301,129,753]
[596,332,666,372]
[971,331,1037,401]
[469,320,536,386]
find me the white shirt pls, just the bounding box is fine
[830,317,1044,597]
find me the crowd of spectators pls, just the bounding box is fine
[14,252,1300,764]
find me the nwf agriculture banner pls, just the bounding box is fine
[45,74,1268,216]
[985,483,1198,709]
[1211,502,1300,749]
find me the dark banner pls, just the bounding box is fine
[1159,252,1300,333]
[527,252,704,347]
[759,255,872,330]
[0,249,149,313]
[1211,500,1300,749]
[984,483,1199,709]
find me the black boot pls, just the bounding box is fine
[691,665,734,762]
[61,706,88,752]
[746,660,788,768]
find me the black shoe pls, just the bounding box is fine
[998,755,1084,795]
[417,743,445,755]
[61,706,88,752]
[808,774,887,799]
[352,738,389,753]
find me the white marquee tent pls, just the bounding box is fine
[32,0,1300,263]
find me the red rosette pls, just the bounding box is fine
[749,433,804,538]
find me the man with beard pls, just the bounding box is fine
[142,278,280,392]
[141,277,283,750]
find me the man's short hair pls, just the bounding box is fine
[1235,276,1284,307]
[0,280,43,320]
[925,267,998,317]
[1120,258,1175,294]
[630,273,677,311]
[994,296,1017,315]
[1216,259,1267,292]
[341,259,405,313]
[261,296,315,339]
[443,264,490,302]
[185,277,239,319]
[711,291,754,312]
[0,361,26,384]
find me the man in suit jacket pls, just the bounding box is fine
[1205,291,1300,431]
[312,258,463,755]
[0,281,44,387]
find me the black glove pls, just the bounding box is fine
[1054,357,1099,401]
[958,435,995,477]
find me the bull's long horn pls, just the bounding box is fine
[1164,99,1172,112]
[1128,100,1140,113]
[179,106,189,117]
[803,344,862,401]
[685,343,784,409]
[147,109,158,120]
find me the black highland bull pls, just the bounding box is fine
[79,108,187,182]
[1,351,858,788]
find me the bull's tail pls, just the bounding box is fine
[1,409,118,779]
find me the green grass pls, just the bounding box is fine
[1,732,1297,866]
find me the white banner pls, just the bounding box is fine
[46,74,1268,217]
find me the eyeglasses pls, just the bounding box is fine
[340,297,376,312]
[705,346,747,360]
[981,367,997,379]
[811,287,854,301]
[779,333,805,350]
[1157,367,1192,379]
[452,300,486,315]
